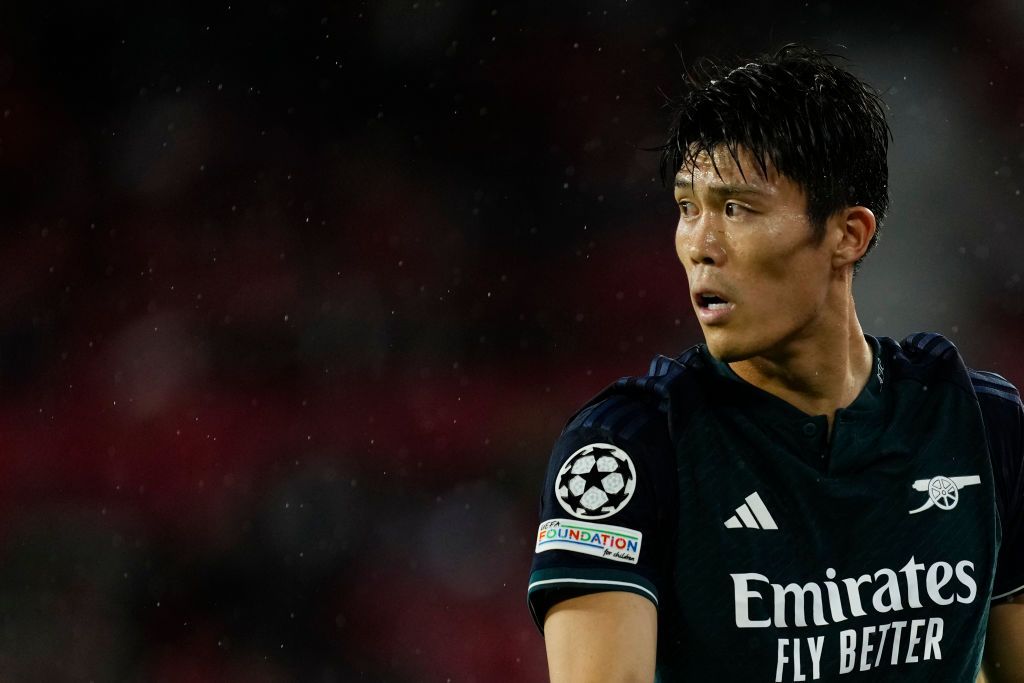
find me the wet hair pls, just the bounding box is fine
[660,45,892,261]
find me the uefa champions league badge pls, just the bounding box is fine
[554,443,637,520]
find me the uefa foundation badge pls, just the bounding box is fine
[554,443,637,520]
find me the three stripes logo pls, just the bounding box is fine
[724,492,778,530]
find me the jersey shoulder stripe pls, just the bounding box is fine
[903,331,960,360]
[969,369,1023,406]
[616,353,687,399]
[565,393,655,439]
[563,345,704,443]
[893,332,976,396]
[672,345,702,367]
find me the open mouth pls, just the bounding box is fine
[697,293,731,310]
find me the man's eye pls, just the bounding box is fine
[724,201,745,217]
[678,200,698,217]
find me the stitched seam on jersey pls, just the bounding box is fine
[975,385,1023,405]
[527,577,659,605]
[991,582,1024,600]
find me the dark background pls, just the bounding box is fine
[0,1,1022,681]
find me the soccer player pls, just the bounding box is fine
[528,46,1023,682]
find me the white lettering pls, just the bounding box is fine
[923,617,943,660]
[775,639,789,683]
[925,562,954,606]
[841,574,873,618]
[792,638,805,681]
[889,621,907,666]
[773,582,828,628]
[871,568,904,613]
[776,637,823,681]
[955,561,977,604]
[732,573,771,628]
[833,618,946,673]
[858,625,876,671]
[874,623,891,668]
[807,636,823,680]
[733,558,978,629]
[823,568,847,623]
[905,619,923,663]
[839,629,856,674]
[899,557,925,609]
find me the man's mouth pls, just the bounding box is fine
[693,289,736,325]
[696,292,731,310]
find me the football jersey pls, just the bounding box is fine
[528,333,1024,682]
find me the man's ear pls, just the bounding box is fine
[831,205,876,269]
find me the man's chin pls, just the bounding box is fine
[702,331,756,363]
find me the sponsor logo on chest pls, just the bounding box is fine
[715,474,986,680]
[731,557,978,680]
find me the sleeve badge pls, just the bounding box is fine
[554,442,637,520]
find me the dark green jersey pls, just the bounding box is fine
[529,333,1024,682]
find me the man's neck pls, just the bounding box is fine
[727,305,873,431]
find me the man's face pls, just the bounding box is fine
[674,148,838,362]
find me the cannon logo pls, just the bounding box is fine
[908,475,980,514]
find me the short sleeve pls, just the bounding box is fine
[527,393,678,632]
[975,372,1024,602]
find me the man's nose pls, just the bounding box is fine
[685,213,726,266]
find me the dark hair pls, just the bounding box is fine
[660,45,892,261]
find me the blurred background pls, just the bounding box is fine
[0,0,1021,680]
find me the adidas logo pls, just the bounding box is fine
[724,492,778,530]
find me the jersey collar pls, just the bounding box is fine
[699,336,884,412]
[696,336,888,471]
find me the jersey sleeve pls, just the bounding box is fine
[527,392,678,632]
[974,371,1024,602]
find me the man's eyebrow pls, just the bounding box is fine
[673,178,767,197]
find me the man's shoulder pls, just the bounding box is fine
[883,331,1021,405]
[882,332,1021,457]
[883,331,963,377]
[877,332,996,396]
[562,345,707,445]
[968,369,1022,407]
